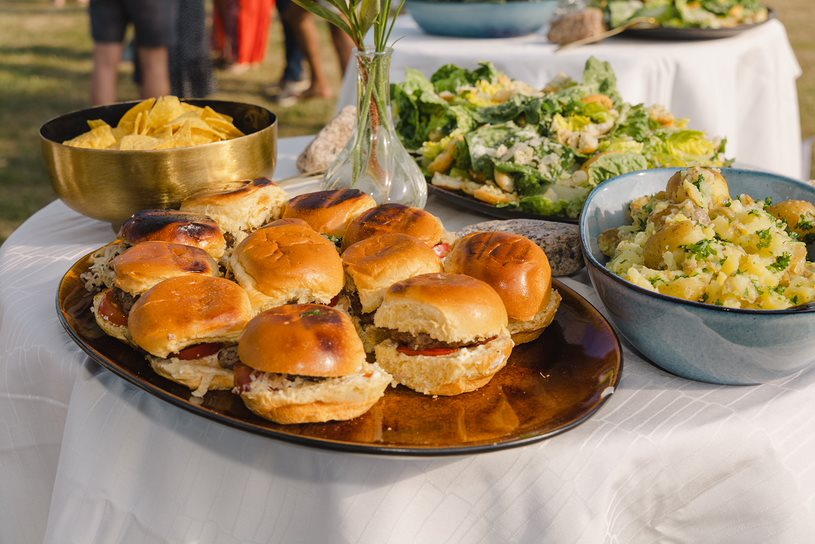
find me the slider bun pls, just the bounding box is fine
[118,209,226,259]
[147,354,234,394]
[239,362,392,424]
[238,304,366,377]
[374,273,508,343]
[342,203,444,250]
[112,241,219,296]
[91,289,131,345]
[282,189,377,237]
[180,177,289,237]
[508,289,562,345]
[229,218,343,311]
[128,275,252,358]
[374,333,513,396]
[444,231,553,321]
[342,233,443,313]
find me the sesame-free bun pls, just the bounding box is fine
[229,218,344,312]
[238,304,366,377]
[341,204,444,250]
[118,209,227,259]
[282,189,377,237]
[444,231,553,322]
[374,332,513,396]
[180,177,289,238]
[342,233,443,313]
[374,273,508,343]
[236,305,391,424]
[91,289,131,345]
[128,275,253,358]
[111,241,219,296]
[508,289,562,345]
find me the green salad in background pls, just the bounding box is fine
[392,57,731,218]
[594,0,769,29]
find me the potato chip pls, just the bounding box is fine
[62,96,246,150]
[63,123,117,149]
[116,97,156,134]
[118,134,161,150]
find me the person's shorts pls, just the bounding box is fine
[89,0,173,48]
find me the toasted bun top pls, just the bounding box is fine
[238,304,366,377]
[374,273,508,342]
[111,241,219,296]
[342,234,443,313]
[341,204,444,250]
[180,177,288,235]
[282,189,377,237]
[444,232,552,321]
[128,275,253,358]
[231,218,343,300]
[118,209,226,259]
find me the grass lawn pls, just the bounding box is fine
[0,0,812,243]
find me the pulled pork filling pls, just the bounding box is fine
[384,329,495,351]
[234,363,325,393]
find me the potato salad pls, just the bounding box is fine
[601,167,815,309]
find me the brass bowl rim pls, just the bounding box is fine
[39,98,278,155]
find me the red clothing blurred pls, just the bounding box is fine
[213,0,275,66]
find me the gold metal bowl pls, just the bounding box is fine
[40,99,277,227]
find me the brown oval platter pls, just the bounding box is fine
[57,251,622,456]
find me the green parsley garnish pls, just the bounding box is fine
[301,309,322,317]
[692,175,704,190]
[681,239,717,258]
[763,196,773,208]
[798,215,814,231]
[756,229,772,249]
[768,252,791,272]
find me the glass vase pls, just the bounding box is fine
[322,48,427,208]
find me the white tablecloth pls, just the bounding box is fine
[339,17,804,179]
[3,137,815,544]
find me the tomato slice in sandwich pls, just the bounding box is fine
[175,342,223,360]
[98,290,128,327]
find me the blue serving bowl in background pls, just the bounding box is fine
[580,168,815,385]
[406,0,558,38]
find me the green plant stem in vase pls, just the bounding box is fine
[293,0,427,207]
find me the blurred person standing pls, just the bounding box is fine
[170,0,214,97]
[272,11,309,105]
[277,0,353,101]
[89,0,172,105]
[213,0,275,73]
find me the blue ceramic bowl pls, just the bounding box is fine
[406,0,558,38]
[580,168,815,385]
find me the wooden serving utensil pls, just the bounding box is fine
[555,17,659,52]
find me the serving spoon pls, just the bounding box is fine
[555,17,659,52]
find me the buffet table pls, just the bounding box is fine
[3,137,815,544]
[338,17,804,179]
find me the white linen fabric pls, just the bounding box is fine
[338,17,804,179]
[1,138,814,543]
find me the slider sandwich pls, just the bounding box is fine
[234,304,393,424]
[340,233,443,351]
[341,203,454,257]
[128,275,253,397]
[282,189,376,246]
[92,241,219,345]
[229,218,344,313]
[82,209,226,292]
[374,273,514,396]
[180,177,289,246]
[444,231,561,345]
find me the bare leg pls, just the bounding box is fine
[137,46,171,99]
[330,25,353,77]
[91,42,124,105]
[283,6,332,99]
